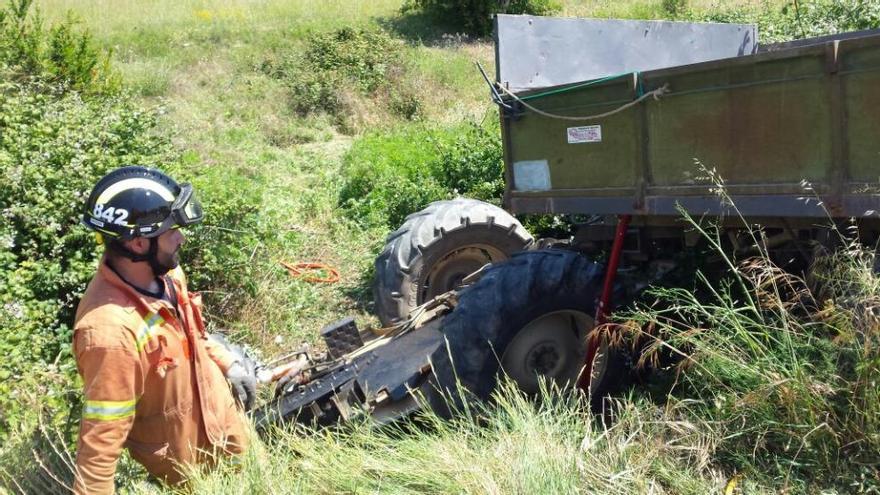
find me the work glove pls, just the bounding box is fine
[226,359,258,411]
[209,332,260,411]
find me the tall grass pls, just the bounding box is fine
[182,382,721,495]
[615,207,880,490]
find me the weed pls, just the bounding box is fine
[617,203,880,489]
[260,27,423,133]
[182,381,722,494]
[338,121,504,229]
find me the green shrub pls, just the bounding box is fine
[338,122,504,229]
[260,27,420,131]
[172,156,279,318]
[684,0,880,43]
[662,0,688,16]
[0,78,177,437]
[0,0,117,92]
[403,0,560,36]
[303,27,401,94]
[338,121,572,237]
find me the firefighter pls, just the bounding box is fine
[72,166,257,493]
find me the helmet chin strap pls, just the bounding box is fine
[108,238,175,276]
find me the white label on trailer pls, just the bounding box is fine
[513,160,551,191]
[567,125,602,144]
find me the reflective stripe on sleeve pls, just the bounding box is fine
[135,312,165,351]
[83,399,137,421]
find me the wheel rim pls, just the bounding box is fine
[501,310,596,394]
[420,245,508,302]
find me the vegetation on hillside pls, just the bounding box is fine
[1,0,880,492]
[681,0,880,42]
[0,0,116,92]
[260,27,424,134]
[339,122,504,229]
[404,0,561,35]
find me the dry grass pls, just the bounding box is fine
[177,382,727,495]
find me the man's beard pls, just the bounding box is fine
[151,247,181,276]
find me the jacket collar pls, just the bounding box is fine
[97,256,177,316]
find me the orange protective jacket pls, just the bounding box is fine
[72,259,248,494]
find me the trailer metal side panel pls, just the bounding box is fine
[646,48,831,188]
[506,78,639,192]
[502,32,880,218]
[844,39,880,186]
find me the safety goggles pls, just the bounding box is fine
[155,183,204,233]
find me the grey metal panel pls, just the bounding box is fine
[495,15,758,92]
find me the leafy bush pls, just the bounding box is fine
[338,122,504,229]
[303,28,400,94]
[0,0,117,92]
[172,156,279,318]
[0,77,177,436]
[403,0,560,36]
[662,0,688,16]
[684,0,880,43]
[0,0,276,440]
[260,27,421,131]
[338,121,572,237]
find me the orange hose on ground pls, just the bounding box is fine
[280,261,340,283]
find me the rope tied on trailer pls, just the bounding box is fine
[497,82,669,121]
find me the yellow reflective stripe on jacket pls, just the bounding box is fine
[135,312,164,351]
[83,399,136,421]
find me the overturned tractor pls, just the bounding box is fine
[256,16,880,429]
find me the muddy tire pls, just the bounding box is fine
[427,250,626,415]
[374,198,533,326]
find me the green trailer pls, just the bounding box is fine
[499,26,880,221]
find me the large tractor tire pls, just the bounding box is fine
[427,249,626,414]
[374,198,533,326]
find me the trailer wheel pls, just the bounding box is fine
[427,250,626,415]
[374,198,533,326]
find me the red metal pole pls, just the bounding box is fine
[577,214,631,392]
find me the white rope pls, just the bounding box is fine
[497,83,670,121]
